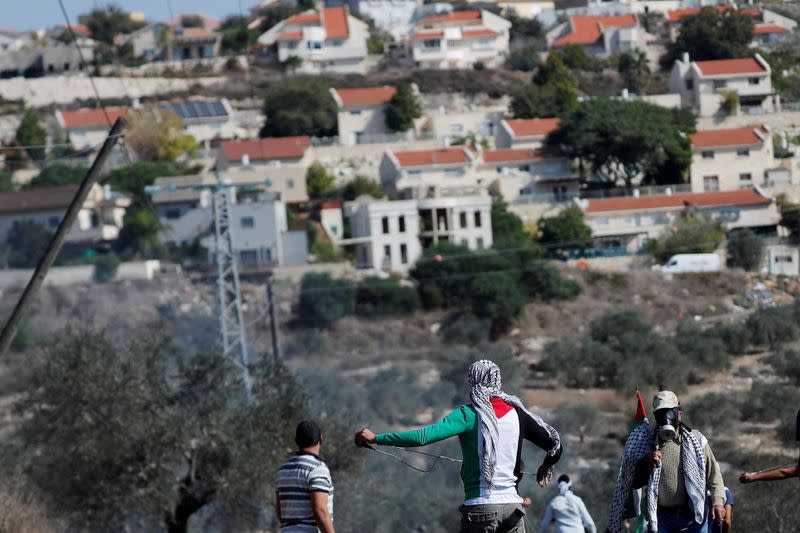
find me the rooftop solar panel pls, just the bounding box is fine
[162,100,229,119]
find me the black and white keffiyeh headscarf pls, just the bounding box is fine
[468,359,561,487]
[607,422,708,532]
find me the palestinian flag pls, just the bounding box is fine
[623,391,648,532]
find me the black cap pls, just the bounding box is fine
[296,420,322,449]
[558,474,570,484]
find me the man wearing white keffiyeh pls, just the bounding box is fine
[607,391,726,533]
[355,359,562,533]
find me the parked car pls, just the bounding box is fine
[654,253,721,273]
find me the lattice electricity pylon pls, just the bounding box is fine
[145,176,273,400]
[212,186,253,400]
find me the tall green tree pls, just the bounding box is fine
[219,16,259,54]
[547,99,695,188]
[661,8,754,68]
[15,108,47,162]
[538,207,591,248]
[510,54,578,118]
[469,272,525,339]
[305,163,336,199]
[491,199,535,247]
[726,229,764,271]
[617,49,651,93]
[385,83,422,133]
[82,4,146,45]
[0,221,51,268]
[114,209,165,259]
[260,76,337,137]
[26,164,88,188]
[342,175,383,201]
[298,273,356,328]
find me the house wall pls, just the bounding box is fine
[276,16,369,74]
[337,104,392,146]
[428,109,505,142]
[690,140,774,193]
[348,200,420,271]
[0,207,118,244]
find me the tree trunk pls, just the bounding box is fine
[165,478,213,533]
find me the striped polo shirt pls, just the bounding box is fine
[275,452,333,532]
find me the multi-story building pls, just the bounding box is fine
[331,85,403,146]
[495,118,560,149]
[379,146,481,196]
[669,54,774,116]
[0,184,130,245]
[752,24,791,45]
[170,27,222,60]
[160,98,236,143]
[257,7,369,74]
[410,9,511,69]
[546,15,660,68]
[344,193,492,271]
[688,125,789,193]
[55,107,131,150]
[577,188,780,252]
[216,136,312,170]
[480,147,579,203]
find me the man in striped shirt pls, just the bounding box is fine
[275,421,335,533]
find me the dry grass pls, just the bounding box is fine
[0,486,59,533]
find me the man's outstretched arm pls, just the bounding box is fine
[740,465,800,483]
[355,406,472,448]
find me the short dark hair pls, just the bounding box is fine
[295,420,322,449]
[558,474,570,484]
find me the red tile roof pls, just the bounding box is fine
[285,12,320,25]
[553,15,637,46]
[393,147,472,167]
[420,10,483,24]
[504,118,561,138]
[412,31,444,40]
[175,27,221,41]
[276,30,302,41]
[61,23,91,36]
[221,136,311,162]
[59,107,130,129]
[462,28,498,39]
[322,7,349,39]
[666,8,700,23]
[694,57,766,76]
[483,148,544,163]
[585,189,770,214]
[690,126,768,148]
[754,24,790,34]
[333,86,396,107]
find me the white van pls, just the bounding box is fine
[656,253,721,273]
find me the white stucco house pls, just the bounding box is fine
[330,85,419,146]
[379,146,483,196]
[495,118,561,149]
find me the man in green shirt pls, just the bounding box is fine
[355,359,563,533]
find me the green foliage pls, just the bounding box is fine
[0,169,12,191]
[506,45,540,72]
[709,323,750,355]
[84,5,145,45]
[283,55,304,73]
[553,44,602,72]
[298,273,355,328]
[440,313,490,345]
[491,199,536,247]
[341,176,383,201]
[114,209,165,260]
[507,12,542,41]
[647,216,724,263]
[305,163,336,199]
[219,16,259,53]
[682,392,742,439]
[778,195,800,238]
[12,329,343,530]
[511,54,578,119]
[520,261,582,302]
[26,164,87,188]
[537,207,591,248]
[745,303,800,347]
[469,272,525,339]
[765,349,800,385]
[741,381,800,422]
[126,108,197,162]
[15,109,46,162]
[355,277,419,317]
[548,98,695,188]
[719,90,740,116]
[7,319,48,353]
[726,229,764,271]
[0,221,51,268]
[673,321,729,382]
[617,49,650,93]
[385,83,422,133]
[92,253,120,283]
[419,282,443,310]
[260,76,337,137]
[662,8,754,69]
[106,162,182,202]
[367,33,385,54]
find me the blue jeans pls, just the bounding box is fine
[657,509,707,533]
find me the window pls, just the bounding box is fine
[703,175,719,192]
[349,109,362,116]
[749,77,760,85]
[48,215,60,229]
[240,250,259,264]
[446,39,461,48]
[445,167,464,177]
[449,123,464,134]
[474,211,482,228]
[461,239,468,246]
[739,173,752,182]
[400,244,408,264]
[712,80,727,90]
[287,179,295,189]
[423,39,440,48]
[331,39,343,47]
[553,186,568,202]
[518,164,530,172]
[63,62,70,71]
[165,208,181,220]
[736,148,750,157]
[399,215,406,233]
[685,79,694,90]
[384,244,391,262]
[459,212,467,228]
[241,216,255,228]
[476,237,484,250]
[382,216,389,234]
[701,150,715,159]
[407,170,422,178]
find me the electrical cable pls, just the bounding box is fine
[365,444,538,477]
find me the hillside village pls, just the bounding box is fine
[1,0,800,532]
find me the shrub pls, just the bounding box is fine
[537,207,591,248]
[506,45,540,72]
[741,382,800,422]
[365,368,425,424]
[441,313,490,345]
[674,322,729,382]
[419,282,443,310]
[473,61,486,71]
[765,349,800,385]
[647,216,724,263]
[356,277,419,317]
[93,253,120,283]
[297,273,355,328]
[469,272,525,339]
[589,309,651,344]
[682,392,742,439]
[719,90,740,116]
[520,261,582,302]
[746,305,799,347]
[726,229,764,271]
[709,323,750,355]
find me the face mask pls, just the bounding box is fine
[655,408,680,442]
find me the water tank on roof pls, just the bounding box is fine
[241,154,250,167]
